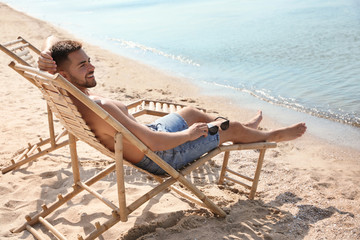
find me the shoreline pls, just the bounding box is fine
[194,80,360,152]
[1,3,359,240]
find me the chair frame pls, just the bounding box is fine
[0,36,69,174]
[7,57,276,239]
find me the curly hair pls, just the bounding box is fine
[50,40,82,67]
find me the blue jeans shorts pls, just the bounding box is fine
[135,113,220,175]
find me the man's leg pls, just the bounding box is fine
[219,121,306,144]
[176,107,263,129]
[176,107,306,144]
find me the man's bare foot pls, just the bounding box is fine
[268,123,307,142]
[244,110,263,129]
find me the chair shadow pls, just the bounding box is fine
[15,153,355,240]
[226,192,355,240]
[21,158,165,239]
[119,191,355,240]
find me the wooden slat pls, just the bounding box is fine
[50,95,79,112]
[49,104,83,120]
[170,104,176,112]
[125,99,143,110]
[51,108,80,122]
[225,168,254,182]
[78,181,119,211]
[44,94,72,108]
[38,80,64,92]
[170,186,205,207]
[61,121,95,141]
[46,100,84,121]
[26,225,47,240]
[10,43,30,51]
[219,142,277,152]
[65,126,95,141]
[62,116,91,130]
[224,176,252,189]
[16,48,30,57]
[50,106,79,120]
[28,59,36,67]
[50,102,82,118]
[46,90,72,103]
[143,109,168,117]
[38,217,67,240]
[2,38,23,47]
[66,124,95,139]
[162,103,168,112]
[57,113,92,132]
[21,54,33,62]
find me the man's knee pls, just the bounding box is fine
[177,106,207,125]
[184,106,200,113]
[178,106,200,116]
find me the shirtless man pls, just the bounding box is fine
[38,37,307,175]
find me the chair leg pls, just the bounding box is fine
[249,149,266,199]
[47,104,56,147]
[68,133,80,183]
[218,151,230,185]
[114,133,127,222]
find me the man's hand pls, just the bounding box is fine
[38,50,57,74]
[186,122,209,141]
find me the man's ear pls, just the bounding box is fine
[58,70,70,80]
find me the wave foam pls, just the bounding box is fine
[109,38,200,67]
[207,81,360,128]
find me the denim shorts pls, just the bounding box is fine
[135,113,220,175]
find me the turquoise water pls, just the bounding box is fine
[3,0,360,149]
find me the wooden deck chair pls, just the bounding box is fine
[0,37,185,174]
[8,61,276,239]
[0,36,70,174]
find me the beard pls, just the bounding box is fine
[70,72,97,88]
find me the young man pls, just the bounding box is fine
[38,37,307,175]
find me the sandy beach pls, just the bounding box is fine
[1,3,359,240]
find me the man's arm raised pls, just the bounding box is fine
[38,35,59,73]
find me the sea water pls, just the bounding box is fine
[3,0,360,149]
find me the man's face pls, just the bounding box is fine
[63,49,96,90]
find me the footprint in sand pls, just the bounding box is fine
[180,98,196,103]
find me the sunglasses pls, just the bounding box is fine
[207,117,230,135]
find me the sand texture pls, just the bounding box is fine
[0,3,359,240]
